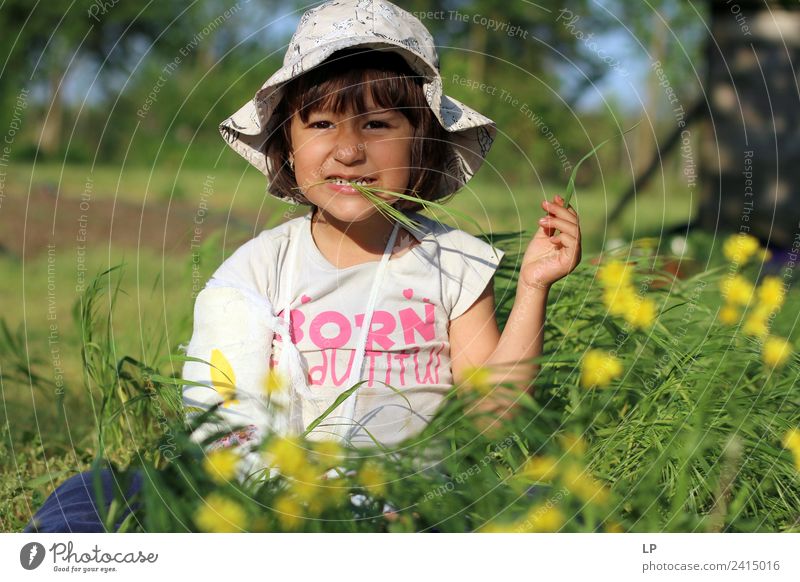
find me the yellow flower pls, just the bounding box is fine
[757,277,785,312]
[480,522,518,533]
[623,296,656,329]
[203,448,240,485]
[720,274,754,306]
[463,366,492,395]
[605,521,625,533]
[781,428,800,453]
[210,348,238,407]
[263,369,288,396]
[274,495,303,530]
[580,349,623,388]
[602,285,637,317]
[598,260,633,289]
[312,440,345,467]
[561,464,609,506]
[359,460,387,497]
[518,504,565,533]
[742,309,770,338]
[723,233,760,264]
[288,465,322,503]
[519,455,559,481]
[195,493,247,533]
[263,436,306,477]
[718,304,740,326]
[559,433,588,456]
[762,336,793,368]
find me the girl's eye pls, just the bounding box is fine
[306,119,391,130]
[309,120,333,129]
[365,120,389,129]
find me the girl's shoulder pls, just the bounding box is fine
[254,212,309,248]
[205,212,310,299]
[406,212,506,321]
[407,211,504,267]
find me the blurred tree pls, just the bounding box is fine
[698,0,800,248]
[0,1,206,156]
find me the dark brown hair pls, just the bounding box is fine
[263,48,450,212]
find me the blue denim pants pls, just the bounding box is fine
[22,469,143,533]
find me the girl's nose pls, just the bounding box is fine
[332,127,366,165]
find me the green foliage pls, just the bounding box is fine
[11,234,796,533]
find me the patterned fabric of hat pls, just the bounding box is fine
[219,0,496,202]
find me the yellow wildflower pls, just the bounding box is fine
[598,260,633,288]
[480,522,518,533]
[358,460,387,497]
[602,285,637,317]
[288,465,323,504]
[263,369,288,396]
[605,521,625,533]
[561,464,609,505]
[742,309,770,338]
[263,436,306,476]
[463,366,492,395]
[519,455,559,481]
[210,349,238,407]
[580,349,623,388]
[312,440,345,467]
[718,304,740,326]
[781,428,800,453]
[757,277,785,312]
[559,433,588,456]
[623,296,656,329]
[722,233,760,264]
[720,274,754,306]
[518,504,565,533]
[195,493,247,533]
[762,336,793,368]
[781,429,800,471]
[274,495,303,530]
[203,448,240,485]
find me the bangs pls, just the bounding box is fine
[282,49,426,126]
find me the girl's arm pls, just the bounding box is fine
[450,194,581,424]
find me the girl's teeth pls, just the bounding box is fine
[333,178,372,185]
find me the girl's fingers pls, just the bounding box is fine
[538,215,580,236]
[552,195,579,217]
[549,232,577,248]
[541,199,579,224]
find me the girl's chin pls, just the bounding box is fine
[315,204,387,224]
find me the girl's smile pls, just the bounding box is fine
[325,174,377,195]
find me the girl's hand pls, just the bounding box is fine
[519,194,582,291]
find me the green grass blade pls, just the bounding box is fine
[563,121,641,208]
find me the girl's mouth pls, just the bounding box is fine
[325,176,376,194]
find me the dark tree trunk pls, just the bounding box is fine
[699,0,800,248]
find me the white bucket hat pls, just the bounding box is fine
[219,0,496,202]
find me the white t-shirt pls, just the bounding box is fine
[206,210,504,448]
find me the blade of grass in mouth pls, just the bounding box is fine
[298,179,501,261]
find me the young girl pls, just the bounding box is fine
[24,0,581,532]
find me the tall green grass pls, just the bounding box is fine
[16,232,796,533]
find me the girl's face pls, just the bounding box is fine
[289,93,414,223]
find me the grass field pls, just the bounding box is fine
[4,162,797,533]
